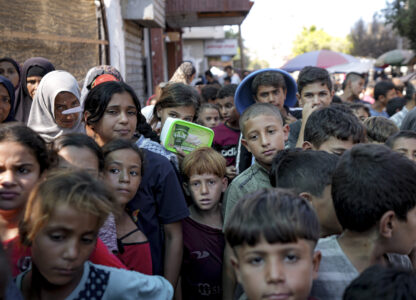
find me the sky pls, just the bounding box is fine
[237,0,391,67]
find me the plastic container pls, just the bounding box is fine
[160,117,215,154]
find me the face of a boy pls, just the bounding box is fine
[392,138,416,162]
[242,115,289,170]
[187,173,227,211]
[350,78,365,98]
[31,204,98,287]
[299,82,333,109]
[215,96,239,124]
[255,86,286,112]
[389,205,416,255]
[232,237,321,300]
[199,108,220,128]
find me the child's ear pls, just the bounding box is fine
[230,252,243,284]
[312,250,322,279]
[83,111,91,125]
[221,177,228,192]
[302,141,313,150]
[299,192,313,204]
[379,210,396,238]
[283,124,290,142]
[241,138,251,153]
[182,182,190,197]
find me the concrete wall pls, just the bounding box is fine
[183,39,206,76]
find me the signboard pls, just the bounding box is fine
[204,39,238,56]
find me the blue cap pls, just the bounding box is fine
[235,68,298,114]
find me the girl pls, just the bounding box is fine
[83,81,188,289]
[15,57,55,123]
[0,57,20,90]
[28,70,84,143]
[102,139,152,274]
[16,170,173,299]
[150,82,200,134]
[0,76,16,123]
[197,103,220,128]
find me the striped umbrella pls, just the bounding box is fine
[281,50,359,72]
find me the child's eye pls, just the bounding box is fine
[248,256,264,266]
[49,234,65,241]
[268,129,276,134]
[184,117,193,122]
[208,180,216,185]
[284,254,299,263]
[18,167,30,174]
[109,168,120,174]
[127,110,137,116]
[191,182,200,187]
[249,135,258,140]
[81,236,95,244]
[168,113,178,118]
[130,170,139,176]
[106,110,118,115]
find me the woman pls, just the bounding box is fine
[0,57,20,90]
[0,76,16,123]
[169,61,196,85]
[27,70,84,143]
[15,57,55,123]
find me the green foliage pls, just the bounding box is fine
[349,14,398,58]
[384,0,416,50]
[292,26,352,56]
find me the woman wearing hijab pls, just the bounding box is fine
[169,61,196,85]
[27,70,84,143]
[15,57,55,123]
[0,76,16,123]
[0,57,20,90]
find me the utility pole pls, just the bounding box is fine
[238,24,245,70]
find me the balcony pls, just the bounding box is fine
[166,0,253,28]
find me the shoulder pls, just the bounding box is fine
[89,262,174,299]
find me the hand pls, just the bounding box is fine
[284,113,298,125]
[301,101,319,122]
[226,165,237,180]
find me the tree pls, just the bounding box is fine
[384,0,416,51]
[349,14,400,58]
[292,26,351,56]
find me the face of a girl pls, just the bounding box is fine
[0,141,40,212]
[31,204,98,287]
[157,105,196,129]
[198,108,220,128]
[87,92,138,146]
[0,61,19,88]
[0,84,11,123]
[104,149,141,206]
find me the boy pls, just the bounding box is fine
[310,144,416,300]
[385,130,416,162]
[225,188,321,300]
[363,116,398,143]
[223,103,289,224]
[180,147,228,300]
[270,149,342,237]
[213,84,240,179]
[370,80,397,117]
[201,85,220,103]
[302,106,366,155]
[349,102,370,122]
[290,67,334,148]
[390,81,416,127]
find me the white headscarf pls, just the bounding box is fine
[27,70,84,143]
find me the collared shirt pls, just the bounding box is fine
[223,162,271,227]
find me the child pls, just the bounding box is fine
[213,84,240,179]
[302,106,366,155]
[385,130,416,162]
[150,82,200,134]
[363,116,399,143]
[201,85,220,103]
[343,265,416,300]
[197,103,220,129]
[180,147,228,300]
[102,139,152,274]
[289,67,334,148]
[310,144,416,300]
[223,103,289,224]
[225,188,321,300]
[270,149,342,237]
[53,133,104,178]
[349,102,370,122]
[16,170,173,299]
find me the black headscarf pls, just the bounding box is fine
[0,75,16,122]
[15,57,55,124]
[0,57,21,90]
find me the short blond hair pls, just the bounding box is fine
[181,147,226,181]
[20,170,116,246]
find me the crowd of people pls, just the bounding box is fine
[0,56,416,300]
